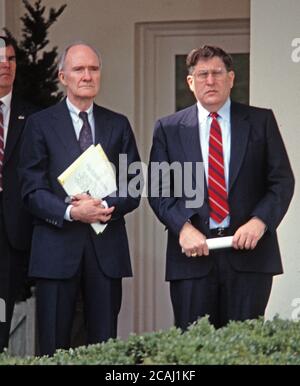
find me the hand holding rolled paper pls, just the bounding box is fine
[181,236,233,255]
[206,236,233,250]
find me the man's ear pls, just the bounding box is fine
[229,70,235,89]
[58,71,67,86]
[186,75,195,93]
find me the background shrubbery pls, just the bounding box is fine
[1,316,300,365]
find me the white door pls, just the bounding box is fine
[131,19,250,334]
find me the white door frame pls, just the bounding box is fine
[133,19,250,334]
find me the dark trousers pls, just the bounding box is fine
[36,233,122,356]
[0,195,28,352]
[170,249,273,330]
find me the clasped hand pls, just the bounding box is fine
[69,193,115,224]
[179,217,266,257]
[232,217,266,250]
[179,222,209,257]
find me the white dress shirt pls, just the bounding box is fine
[66,97,95,142]
[197,98,231,229]
[64,98,108,221]
[0,91,12,146]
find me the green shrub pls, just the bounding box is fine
[1,316,300,365]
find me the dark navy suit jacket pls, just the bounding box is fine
[2,94,37,251]
[148,102,295,281]
[19,99,141,279]
[0,94,38,351]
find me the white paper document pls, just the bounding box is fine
[58,144,117,234]
[206,236,233,250]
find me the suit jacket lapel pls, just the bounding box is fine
[229,102,250,192]
[93,104,113,154]
[178,104,207,196]
[178,102,251,196]
[4,96,28,165]
[52,101,113,164]
[179,105,203,163]
[51,99,82,161]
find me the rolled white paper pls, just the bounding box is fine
[181,236,234,255]
[206,236,233,250]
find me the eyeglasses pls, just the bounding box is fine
[192,68,227,81]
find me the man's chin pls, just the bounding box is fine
[78,92,97,99]
[0,81,14,92]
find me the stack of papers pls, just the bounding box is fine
[58,144,117,234]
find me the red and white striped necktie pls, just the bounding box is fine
[208,112,229,223]
[0,101,4,190]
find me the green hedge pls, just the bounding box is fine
[1,316,300,364]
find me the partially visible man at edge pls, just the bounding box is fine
[19,42,141,356]
[0,36,38,352]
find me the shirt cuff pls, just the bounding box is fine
[64,205,74,222]
[64,201,108,222]
[101,200,108,209]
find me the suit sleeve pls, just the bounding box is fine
[19,115,67,228]
[148,119,203,236]
[250,110,295,233]
[104,117,142,219]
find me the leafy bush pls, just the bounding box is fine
[1,316,300,365]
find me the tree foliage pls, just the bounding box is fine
[4,0,66,108]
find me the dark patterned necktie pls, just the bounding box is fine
[207,112,229,223]
[0,101,4,190]
[79,111,93,152]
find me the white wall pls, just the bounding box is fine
[251,0,300,320]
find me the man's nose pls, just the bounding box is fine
[82,69,92,79]
[205,73,215,84]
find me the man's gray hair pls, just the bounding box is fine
[58,41,102,71]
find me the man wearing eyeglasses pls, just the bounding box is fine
[0,36,37,351]
[148,45,294,329]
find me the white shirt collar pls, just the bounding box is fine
[0,91,13,109]
[66,97,93,122]
[197,98,231,123]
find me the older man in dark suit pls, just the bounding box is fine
[0,36,37,352]
[19,42,141,356]
[148,45,295,330]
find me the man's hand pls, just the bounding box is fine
[70,193,93,205]
[179,222,209,257]
[70,194,115,224]
[232,217,266,250]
